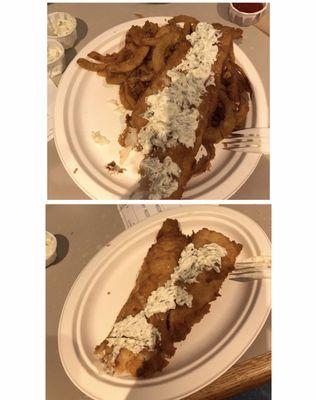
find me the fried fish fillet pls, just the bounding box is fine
[159,25,243,200]
[94,219,242,377]
[95,219,189,375]
[123,23,243,199]
[161,228,243,347]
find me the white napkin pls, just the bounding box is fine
[117,204,182,229]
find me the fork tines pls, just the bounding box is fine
[222,128,270,154]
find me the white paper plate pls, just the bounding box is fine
[54,17,269,200]
[47,78,57,141]
[58,205,271,400]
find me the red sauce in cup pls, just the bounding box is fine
[232,3,264,13]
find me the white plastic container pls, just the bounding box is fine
[228,3,268,27]
[47,39,65,78]
[48,11,77,49]
[46,231,57,266]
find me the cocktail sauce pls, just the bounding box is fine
[232,3,264,13]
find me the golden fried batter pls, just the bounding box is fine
[95,219,242,377]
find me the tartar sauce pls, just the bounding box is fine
[46,232,56,259]
[48,19,73,37]
[47,46,62,63]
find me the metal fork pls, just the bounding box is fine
[230,256,271,280]
[222,128,270,154]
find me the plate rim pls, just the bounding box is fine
[54,16,269,200]
[58,205,271,400]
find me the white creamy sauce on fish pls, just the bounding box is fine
[171,243,227,284]
[101,242,227,369]
[144,281,192,317]
[138,22,221,155]
[140,156,181,199]
[136,22,221,199]
[106,312,161,363]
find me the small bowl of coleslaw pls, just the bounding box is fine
[47,39,65,78]
[47,11,77,49]
[46,231,57,267]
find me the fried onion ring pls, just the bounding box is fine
[119,82,135,110]
[77,58,106,72]
[183,22,192,36]
[108,46,150,73]
[124,82,137,109]
[205,90,236,144]
[140,23,181,46]
[103,70,127,84]
[234,91,249,129]
[87,51,117,64]
[169,15,199,24]
[126,23,158,47]
[152,32,181,73]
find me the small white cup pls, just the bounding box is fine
[47,39,65,78]
[46,231,57,267]
[228,3,268,27]
[48,11,77,49]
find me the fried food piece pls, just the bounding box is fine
[143,20,159,37]
[119,41,192,148]
[146,24,243,200]
[117,219,190,319]
[152,31,182,72]
[125,25,146,46]
[126,22,159,46]
[78,47,134,72]
[94,219,242,378]
[183,21,192,35]
[108,46,150,73]
[105,161,125,174]
[160,229,242,347]
[119,81,136,110]
[120,24,241,199]
[204,53,251,142]
[87,51,117,64]
[77,58,106,72]
[140,36,159,46]
[169,15,199,24]
[205,89,236,143]
[234,90,249,129]
[141,22,183,46]
[103,69,126,84]
[95,219,190,376]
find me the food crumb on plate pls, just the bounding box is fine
[73,168,78,174]
[106,99,126,112]
[107,99,120,106]
[105,161,126,174]
[91,130,110,145]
